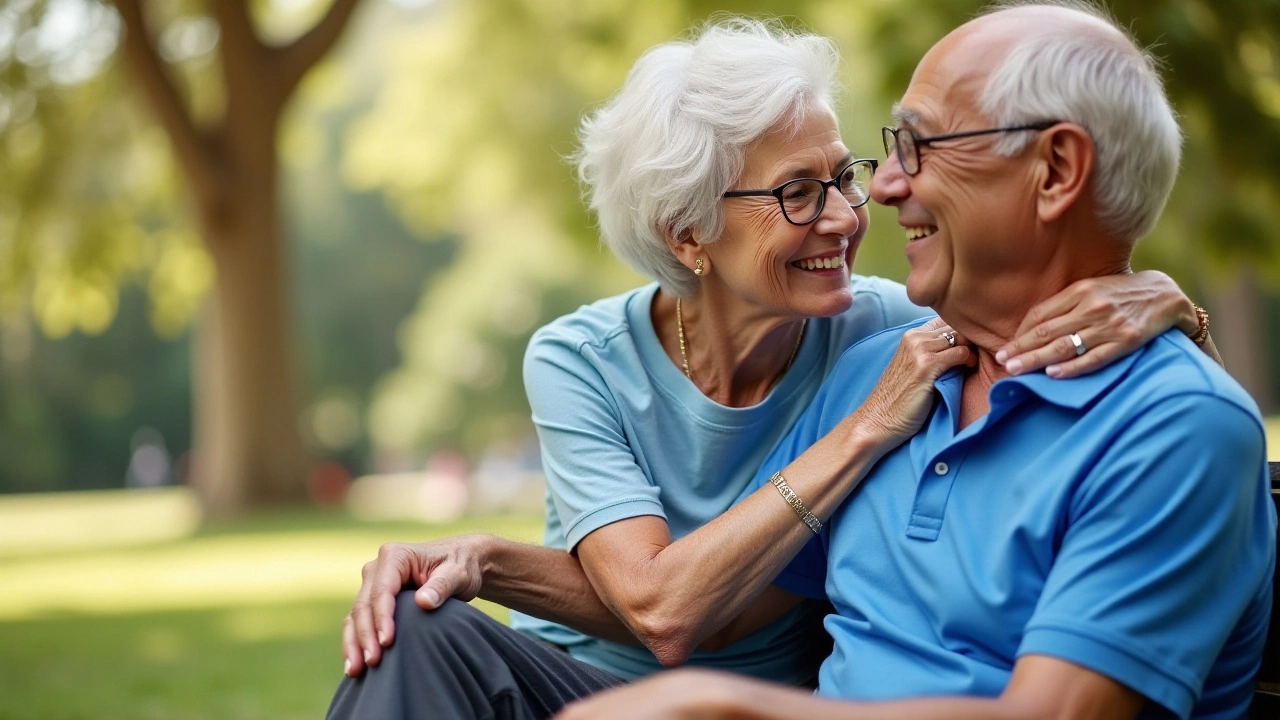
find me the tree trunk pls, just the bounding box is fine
[112,0,362,517]
[1208,268,1276,414]
[191,130,307,517]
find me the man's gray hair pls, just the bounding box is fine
[979,0,1182,242]
[575,18,841,295]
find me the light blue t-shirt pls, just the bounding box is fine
[748,319,1276,719]
[511,277,928,681]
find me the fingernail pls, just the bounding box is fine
[378,631,388,646]
[344,658,352,676]
[1046,365,1061,378]
[364,650,373,664]
[1005,359,1023,375]
[421,588,441,607]
[995,349,1009,364]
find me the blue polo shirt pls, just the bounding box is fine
[749,320,1276,719]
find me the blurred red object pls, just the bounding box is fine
[309,461,352,507]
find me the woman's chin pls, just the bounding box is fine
[792,287,853,319]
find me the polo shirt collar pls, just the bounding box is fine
[992,343,1145,410]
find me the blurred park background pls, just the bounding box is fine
[0,0,1277,717]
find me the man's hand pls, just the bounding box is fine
[555,655,1144,720]
[557,669,756,720]
[341,534,492,677]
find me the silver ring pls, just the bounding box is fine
[1068,333,1086,356]
[941,331,956,348]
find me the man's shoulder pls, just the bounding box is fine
[820,318,931,400]
[1121,330,1261,421]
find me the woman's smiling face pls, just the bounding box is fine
[706,104,869,320]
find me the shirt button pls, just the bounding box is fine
[934,462,949,475]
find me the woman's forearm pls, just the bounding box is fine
[581,420,888,661]
[578,321,965,664]
[475,536,642,645]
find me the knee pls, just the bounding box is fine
[393,591,486,647]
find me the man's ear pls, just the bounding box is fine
[663,224,705,274]
[1035,123,1095,223]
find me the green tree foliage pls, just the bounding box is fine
[0,0,367,507]
[0,0,208,493]
[0,0,210,340]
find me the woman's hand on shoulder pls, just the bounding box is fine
[996,270,1197,379]
[341,535,491,677]
[849,317,973,450]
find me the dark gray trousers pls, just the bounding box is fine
[325,592,625,720]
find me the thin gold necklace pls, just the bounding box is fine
[676,298,807,382]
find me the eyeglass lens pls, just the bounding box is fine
[882,127,918,175]
[781,162,874,224]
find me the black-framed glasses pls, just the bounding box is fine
[723,158,878,225]
[881,122,1059,176]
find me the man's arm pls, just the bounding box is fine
[557,655,1142,720]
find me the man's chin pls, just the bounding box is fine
[904,274,940,310]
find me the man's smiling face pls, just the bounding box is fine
[869,22,1044,318]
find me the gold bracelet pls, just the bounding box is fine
[1189,304,1210,346]
[770,471,822,534]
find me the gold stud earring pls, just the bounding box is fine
[694,258,705,276]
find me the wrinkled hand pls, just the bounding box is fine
[341,535,490,677]
[557,669,753,720]
[850,317,973,449]
[996,270,1195,379]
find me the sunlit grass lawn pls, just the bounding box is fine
[0,494,543,720]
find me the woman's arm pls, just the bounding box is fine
[344,318,967,673]
[572,318,970,666]
[341,531,805,676]
[342,534,638,677]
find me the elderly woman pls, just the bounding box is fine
[326,19,1212,720]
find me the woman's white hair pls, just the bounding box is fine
[575,18,841,296]
[978,0,1183,243]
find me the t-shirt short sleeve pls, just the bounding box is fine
[524,329,665,550]
[1019,393,1271,718]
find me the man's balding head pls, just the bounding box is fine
[970,0,1182,242]
[870,0,1181,339]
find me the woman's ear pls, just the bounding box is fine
[1035,122,1095,223]
[664,225,706,275]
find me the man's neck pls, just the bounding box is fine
[945,247,1133,428]
[958,349,1010,428]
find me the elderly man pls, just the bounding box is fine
[557,2,1277,719]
